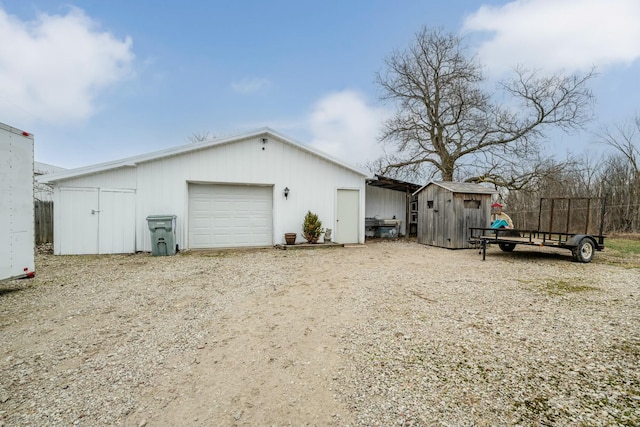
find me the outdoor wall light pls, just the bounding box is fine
[284,187,290,199]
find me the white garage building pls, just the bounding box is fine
[39,128,367,255]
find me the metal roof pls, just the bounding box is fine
[366,174,421,193]
[37,127,369,184]
[413,181,497,196]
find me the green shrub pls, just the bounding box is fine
[302,211,324,243]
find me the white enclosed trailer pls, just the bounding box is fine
[0,122,35,281]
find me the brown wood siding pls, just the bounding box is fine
[34,200,53,244]
[441,189,453,248]
[416,183,493,249]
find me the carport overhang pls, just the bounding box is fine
[366,175,420,194]
[366,175,421,237]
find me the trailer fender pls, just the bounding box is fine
[564,234,592,248]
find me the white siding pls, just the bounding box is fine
[50,133,366,253]
[365,186,408,235]
[132,136,365,250]
[59,166,137,189]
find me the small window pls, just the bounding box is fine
[464,199,481,209]
[427,200,434,209]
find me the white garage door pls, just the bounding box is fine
[189,184,273,248]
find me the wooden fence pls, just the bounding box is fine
[35,201,53,244]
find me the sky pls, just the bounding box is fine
[1,0,639,171]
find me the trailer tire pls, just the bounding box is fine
[498,242,516,252]
[572,238,595,263]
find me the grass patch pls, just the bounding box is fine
[606,238,640,255]
[536,278,599,296]
[596,237,640,268]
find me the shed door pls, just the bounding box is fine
[336,189,359,244]
[420,190,446,247]
[462,197,484,249]
[57,188,136,255]
[188,184,273,248]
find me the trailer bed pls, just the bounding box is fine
[472,228,605,247]
[468,197,607,263]
[469,228,605,263]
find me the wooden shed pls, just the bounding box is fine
[414,181,496,249]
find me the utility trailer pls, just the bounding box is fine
[0,122,35,281]
[469,197,606,263]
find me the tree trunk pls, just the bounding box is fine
[441,159,455,181]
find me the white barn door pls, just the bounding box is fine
[336,189,359,244]
[58,188,99,255]
[56,188,135,255]
[98,189,136,254]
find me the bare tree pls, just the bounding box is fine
[464,152,571,191]
[502,158,594,230]
[596,115,640,176]
[188,131,214,144]
[596,115,640,232]
[365,153,434,184]
[600,154,639,232]
[377,27,595,185]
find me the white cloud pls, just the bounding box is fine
[231,77,271,94]
[308,90,389,167]
[0,6,134,123]
[463,0,640,75]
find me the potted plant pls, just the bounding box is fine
[302,211,324,244]
[284,232,297,245]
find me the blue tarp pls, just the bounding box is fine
[491,219,509,229]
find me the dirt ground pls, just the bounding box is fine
[1,240,639,426]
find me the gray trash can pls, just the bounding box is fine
[146,215,177,256]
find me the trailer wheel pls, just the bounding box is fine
[498,242,516,252]
[572,238,595,263]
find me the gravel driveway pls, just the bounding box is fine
[1,240,638,426]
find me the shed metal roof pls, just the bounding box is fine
[413,181,497,196]
[38,127,369,184]
[366,174,420,193]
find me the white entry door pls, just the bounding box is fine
[336,189,359,244]
[56,188,136,255]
